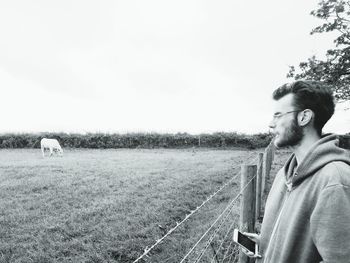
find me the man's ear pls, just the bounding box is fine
[298,109,313,127]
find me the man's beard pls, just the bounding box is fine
[275,117,303,148]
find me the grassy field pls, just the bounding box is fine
[0,148,290,263]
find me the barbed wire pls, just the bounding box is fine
[133,170,241,263]
[180,172,258,263]
[217,156,262,263]
[191,211,237,263]
[209,215,238,263]
[133,151,260,263]
[193,173,258,263]
[209,156,262,263]
[220,238,236,263]
[227,246,239,263]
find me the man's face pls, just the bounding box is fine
[269,94,304,148]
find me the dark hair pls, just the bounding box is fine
[272,80,335,135]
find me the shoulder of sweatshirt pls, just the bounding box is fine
[317,161,350,189]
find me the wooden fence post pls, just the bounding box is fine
[262,144,274,196]
[270,143,275,164]
[261,151,268,197]
[256,153,263,221]
[239,165,257,263]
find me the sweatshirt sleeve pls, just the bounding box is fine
[310,184,350,263]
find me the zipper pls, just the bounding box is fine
[263,187,291,263]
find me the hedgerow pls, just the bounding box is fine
[0,132,274,149]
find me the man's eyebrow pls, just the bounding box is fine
[273,111,282,115]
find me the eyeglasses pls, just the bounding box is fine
[272,110,300,121]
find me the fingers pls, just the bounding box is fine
[243,232,258,238]
[241,248,255,257]
[241,248,262,258]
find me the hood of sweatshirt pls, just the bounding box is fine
[283,133,350,187]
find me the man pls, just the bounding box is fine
[245,80,350,262]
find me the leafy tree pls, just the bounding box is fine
[288,0,350,101]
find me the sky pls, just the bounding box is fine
[0,0,349,135]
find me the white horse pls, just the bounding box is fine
[40,138,63,157]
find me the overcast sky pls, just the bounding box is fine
[1,0,349,135]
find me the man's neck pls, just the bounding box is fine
[292,131,321,166]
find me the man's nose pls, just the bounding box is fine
[269,119,276,129]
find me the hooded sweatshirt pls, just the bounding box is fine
[257,134,350,263]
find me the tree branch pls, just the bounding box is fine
[335,11,350,23]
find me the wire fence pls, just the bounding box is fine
[179,171,258,263]
[133,145,275,263]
